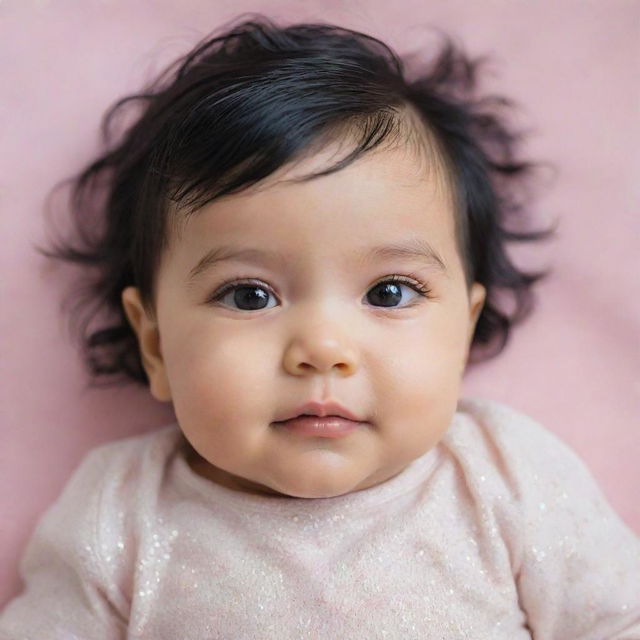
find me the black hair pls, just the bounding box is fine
[36,13,556,389]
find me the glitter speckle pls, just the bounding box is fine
[531,546,546,561]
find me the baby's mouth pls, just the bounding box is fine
[273,415,364,438]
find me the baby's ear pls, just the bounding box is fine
[121,286,172,402]
[467,282,486,345]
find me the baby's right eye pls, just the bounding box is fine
[209,280,277,311]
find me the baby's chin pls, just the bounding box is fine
[269,485,359,500]
[187,455,347,498]
[224,468,377,500]
[239,474,362,500]
[259,465,410,500]
[187,444,410,499]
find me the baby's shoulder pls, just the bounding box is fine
[72,423,183,503]
[445,396,594,497]
[46,423,183,535]
[81,423,181,470]
[451,396,563,449]
[13,424,183,607]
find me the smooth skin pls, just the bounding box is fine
[122,139,486,499]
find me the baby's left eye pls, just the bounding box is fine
[365,277,432,308]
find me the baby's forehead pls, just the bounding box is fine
[180,143,452,228]
[170,149,456,274]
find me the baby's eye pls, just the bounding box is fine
[212,280,277,312]
[365,277,432,308]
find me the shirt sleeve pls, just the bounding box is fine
[500,409,640,639]
[0,447,129,640]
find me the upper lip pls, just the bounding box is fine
[275,400,364,423]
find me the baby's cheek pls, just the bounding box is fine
[170,335,270,420]
[372,335,461,426]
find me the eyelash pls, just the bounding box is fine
[206,274,433,308]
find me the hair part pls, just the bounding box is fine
[37,13,556,389]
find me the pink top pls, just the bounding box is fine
[1,397,639,639]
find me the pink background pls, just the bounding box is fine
[1,0,638,606]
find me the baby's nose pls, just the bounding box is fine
[282,329,359,376]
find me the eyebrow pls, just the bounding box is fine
[187,238,448,286]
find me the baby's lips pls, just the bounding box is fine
[273,399,365,423]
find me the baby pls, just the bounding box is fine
[2,14,639,640]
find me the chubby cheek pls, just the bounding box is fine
[161,324,274,456]
[373,319,466,455]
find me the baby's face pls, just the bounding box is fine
[122,142,485,498]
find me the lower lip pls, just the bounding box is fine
[274,417,364,438]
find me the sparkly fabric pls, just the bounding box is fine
[2,397,639,639]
